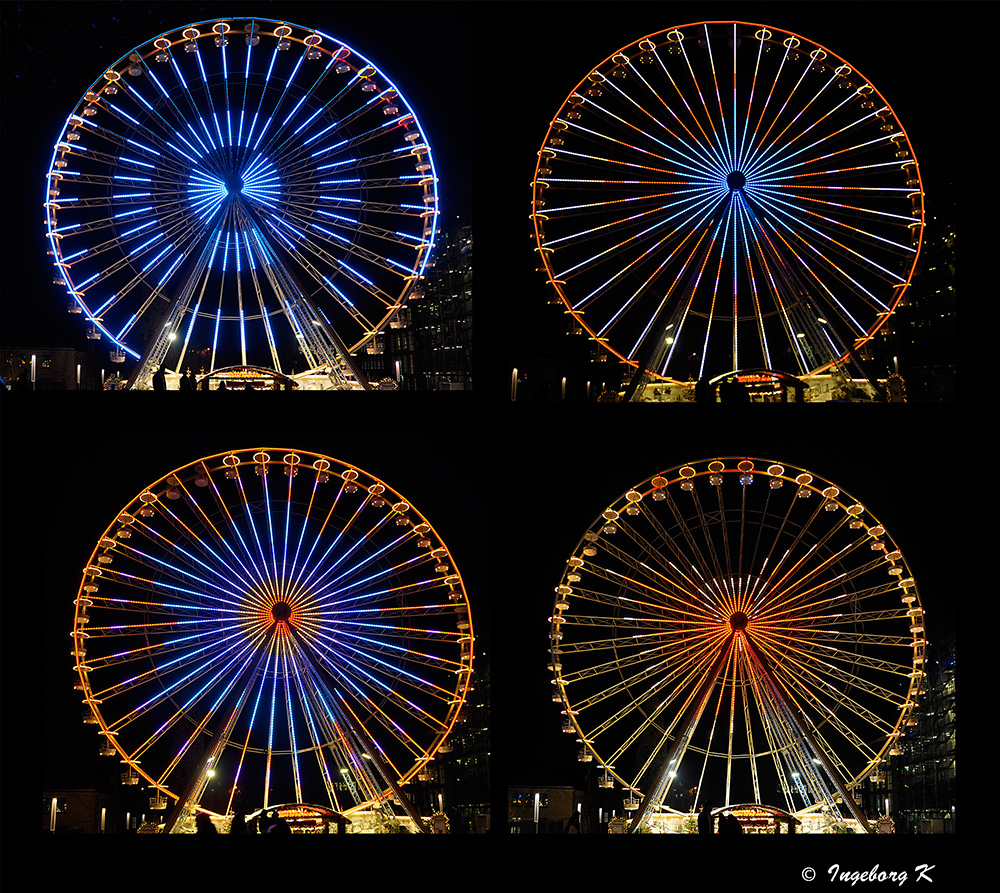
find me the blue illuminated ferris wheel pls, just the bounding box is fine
[45,18,439,389]
[72,448,474,832]
[531,22,924,386]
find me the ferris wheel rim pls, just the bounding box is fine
[46,16,439,377]
[531,21,924,383]
[549,456,924,814]
[73,447,473,817]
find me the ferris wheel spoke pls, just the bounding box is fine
[565,640,714,717]
[133,499,260,595]
[280,474,325,591]
[749,88,851,181]
[552,183,723,288]
[332,659,454,736]
[252,58,337,160]
[219,473,281,594]
[783,655,909,724]
[673,35,731,167]
[189,463,285,594]
[587,579,712,631]
[747,218,903,334]
[760,532,906,609]
[749,525,844,606]
[632,638,739,799]
[761,637,902,723]
[752,95,883,185]
[257,212,396,317]
[741,664,796,800]
[280,496,358,600]
[570,95,719,185]
[281,664,339,810]
[114,635,260,762]
[751,188,909,288]
[311,613,463,692]
[536,189,682,252]
[334,697,417,795]
[301,520,403,599]
[772,674,886,768]
[307,634,450,747]
[761,570,905,626]
[82,608,240,682]
[575,531,709,613]
[742,47,815,166]
[559,650,670,700]
[319,524,429,595]
[641,489,728,588]
[86,624,246,697]
[277,202,416,292]
[633,51,718,161]
[581,634,725,750]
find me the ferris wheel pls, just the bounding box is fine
[45,17,438,389]
[71,449,473,832]
[531,22,924,386]
[548,458,926,832]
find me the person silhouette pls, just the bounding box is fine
[230,808,246,833]
[718,812,744,834]
[698,802,715,835]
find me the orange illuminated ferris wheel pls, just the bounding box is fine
[530,22,924,385]
[548,458,926,832]
[71,449,473,832]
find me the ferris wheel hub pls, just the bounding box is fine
[271,601,293,624]
[729,611,749,632]
[726,171,747,191]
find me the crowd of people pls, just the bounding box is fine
[699,802,744,835]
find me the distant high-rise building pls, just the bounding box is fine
[857,616,956,832]
[405,650,489,832]
[407,218,473,391]
[872,190,956,401]
[896,616,956,832]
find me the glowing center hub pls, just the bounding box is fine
[729,611,749,632]
[271,601,292,624]
[187,153,280,222]
[727,171,747,191]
